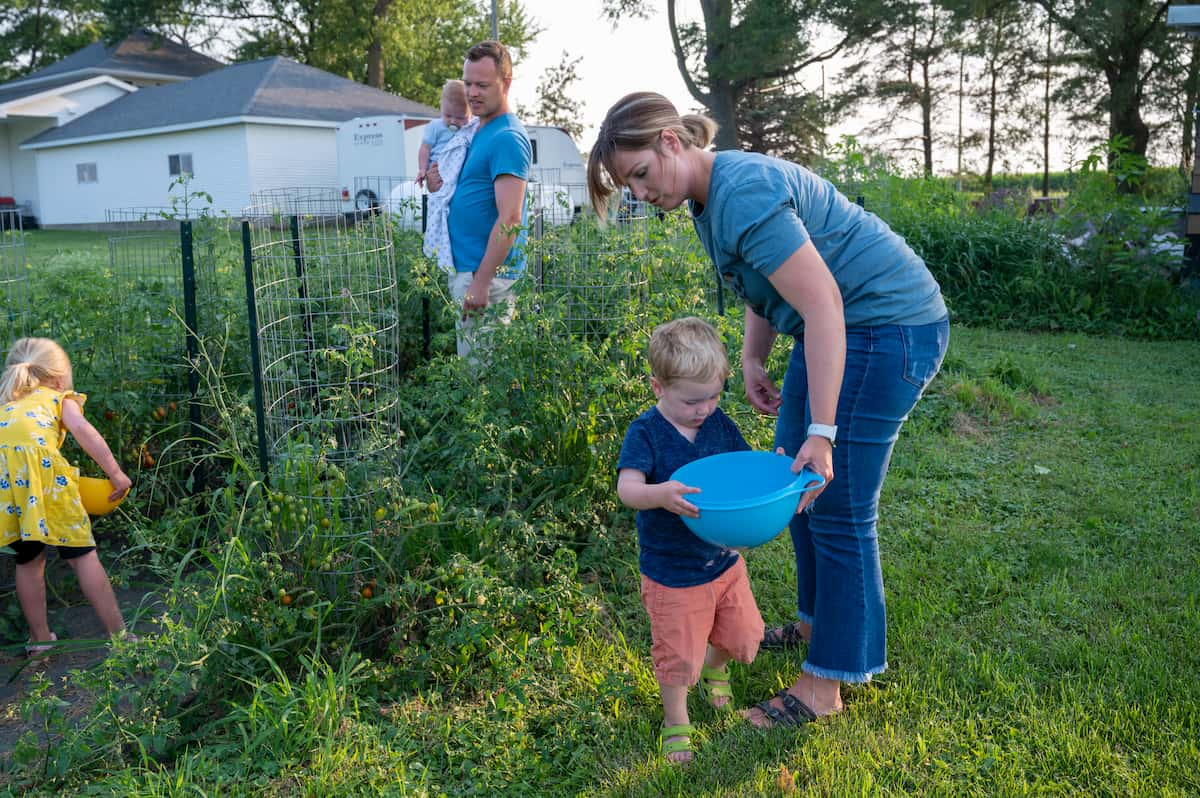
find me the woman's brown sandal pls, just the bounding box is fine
[751,690,818,728]
[760,621,808,650]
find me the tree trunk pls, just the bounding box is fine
[1042,15,1051,198]
[956,51,964,190]
[366,0,392,89]
[983,18,1003,192]
[985,66,999,190]
[921,60,933,178]
[1106,53,1150,160]
[710,81,739,150]
[699,0,738,150]
[1181,39,1200,176]
[29,0,46,71]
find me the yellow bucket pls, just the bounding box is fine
[77,477,128,516]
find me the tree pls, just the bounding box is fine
[0,0,103,81]
[949,0,1041,189]
[1029,0,1170,162]
[601,0,887,153]
[219,0,537,107]
[97,0,221,48]
[366,0,392,88]
[737,75,824,162]
[1177,38,1200,176]
[3,0,540,112]
[523,50,585,141]
[848,0,960,176]
[1140,22,1200,174]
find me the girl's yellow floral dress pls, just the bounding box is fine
[0,387,93,548]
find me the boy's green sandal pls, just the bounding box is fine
[699,663,735,712]
[660,723,695,764]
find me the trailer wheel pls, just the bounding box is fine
[354,189,381,215]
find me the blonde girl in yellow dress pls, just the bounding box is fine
[0,338,133,656]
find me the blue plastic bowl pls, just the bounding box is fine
[669,451,825,548]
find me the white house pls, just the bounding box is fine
[0,29,222,224]
[4,31,438,227]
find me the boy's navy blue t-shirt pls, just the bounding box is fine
[617,406,750,587]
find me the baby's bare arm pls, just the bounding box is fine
[417,142,432,186]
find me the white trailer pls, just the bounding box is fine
[334,115,429,215]
[526,126,588,224]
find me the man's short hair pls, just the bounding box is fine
[466,40,513,80]
[648,317,730,386]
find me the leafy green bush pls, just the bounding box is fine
[882,141,1199,340]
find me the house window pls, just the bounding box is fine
[76,163,98,184]
[530,139,539,165]
[168,153,194,177]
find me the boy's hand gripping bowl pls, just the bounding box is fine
[77,476,129,516]
[669,451,825,548]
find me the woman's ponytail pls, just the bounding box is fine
[680,114,717,150]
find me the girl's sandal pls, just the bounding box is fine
[699,663,735,712]
[25,632,57,661]
[660,723,695,764]
[760,621,808,651]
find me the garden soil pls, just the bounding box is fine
[0,585,158,761]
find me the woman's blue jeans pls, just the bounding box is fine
[774,318,949,683]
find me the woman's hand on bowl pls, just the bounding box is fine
[657,480,702,518]
[785,441,832,512]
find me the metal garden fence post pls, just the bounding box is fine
[241,219,270,482]
[179,220,202,435]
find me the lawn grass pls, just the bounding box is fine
[19,229,110,271]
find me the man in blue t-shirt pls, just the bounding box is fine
[429,40,531,359]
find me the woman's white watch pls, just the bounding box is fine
[807,423,837,445]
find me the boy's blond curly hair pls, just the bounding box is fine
[648,317,730,387]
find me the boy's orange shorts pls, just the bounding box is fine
[640,556,764,687]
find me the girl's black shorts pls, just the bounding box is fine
[8,540,96,564]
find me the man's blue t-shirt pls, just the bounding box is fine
[447,113,531,277]
[617,406,749,587]
[690,151,947,336]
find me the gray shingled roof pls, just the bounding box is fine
[0,75,109,107]
[11,29,221,85]
[24,56,438,148]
